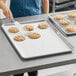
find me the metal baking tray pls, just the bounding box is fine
[1,19,73,60]
[49,10,76,36]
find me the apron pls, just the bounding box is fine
[10,0,42,18]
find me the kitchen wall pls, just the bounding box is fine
[0,0,10,19]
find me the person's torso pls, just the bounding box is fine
[10,0,42,18]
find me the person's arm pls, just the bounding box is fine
[0,0,6,10]
[0,0,13,20]
[42,0,49,14]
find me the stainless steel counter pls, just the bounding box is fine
[0,14,76,76]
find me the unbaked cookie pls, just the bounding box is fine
[14,35,25,41]
[8,27,19,33]
[65,25,76,32]
[59,19,70,25]
[38,23,48,29]
[28,33,41,39]
[23,25,34,31]
[68,12,76,18]
[53,14,63,20]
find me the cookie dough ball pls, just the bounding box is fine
[68,12,76,18]
[38,23,48,29]
[65,26,76,32]
[53,14,63,20]
[59,19,70,25]
[28,32,41,39]
[23,25,34,31]
[8,27,19,33]
[14,35,25,41]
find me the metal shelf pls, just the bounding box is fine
[50,0,76,12]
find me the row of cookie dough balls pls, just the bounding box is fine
[53,12,76,25]
[53,12,76,32]
[8,23,48,33]
[14,32,41,41]
[8,23,48,41]
[54,12,76,20]
[54,15,70,25]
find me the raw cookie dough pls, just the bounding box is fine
[68,12,76,18]
[59,19,70,25]
[14,35,25,41]
[65,25,76,32]
[28,32,41,39]
[23,25,34,31]
[53,14,63,20]
[8,27,19,33]
[38,23,48,29]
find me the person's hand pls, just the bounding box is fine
[3,6,13,20]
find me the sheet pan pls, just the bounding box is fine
[1,19,73,59]
[49,10,76,36]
